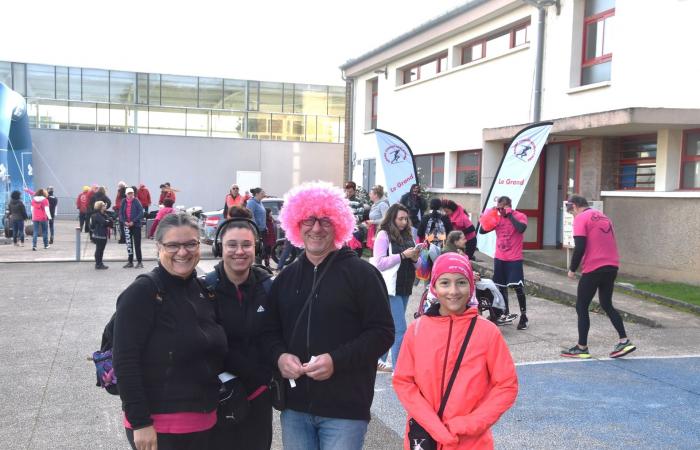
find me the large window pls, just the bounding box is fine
[618,136,656,190]
[26,64,55,98]
[461,20,530,64]
[681,130,700,189]
[582,0,615,85]
[456,150,481,188]
[402,52,448,85]
[416,154,445,188]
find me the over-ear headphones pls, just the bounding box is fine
[213,217,262,258]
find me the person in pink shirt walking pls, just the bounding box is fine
[561,195,636,359]
[478,196,529,330]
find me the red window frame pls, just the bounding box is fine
[681,128,700,190]
[402,53,448,85]
[370,79,378,130]
[456,150,482,188]
[416,153,445,188]
[581,5,615,79]
[460,19,531,65]
[617,135,656,190]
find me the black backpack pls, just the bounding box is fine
[90,271,165,395]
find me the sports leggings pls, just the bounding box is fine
[498,285,527,315]
[576,269,626,346]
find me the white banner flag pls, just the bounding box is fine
[477,122,553,257]
[374,129,418,205]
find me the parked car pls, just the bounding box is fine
[198,197,284,253]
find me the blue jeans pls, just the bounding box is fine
[12,219,25,243]
[32,220,48,248]
[281,409,368,450]
[381,295,409,369]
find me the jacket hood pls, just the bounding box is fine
[33,195,46,202]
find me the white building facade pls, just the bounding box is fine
[341,0,700,284]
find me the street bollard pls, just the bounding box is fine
[75,227,81,261]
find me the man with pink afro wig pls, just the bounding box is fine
[279,181,356,250]
[262,180,394,450]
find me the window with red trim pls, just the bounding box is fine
[460,19,530,65]
[581,0,615,85]
[456,150,481,188]
[401,53,448,85]
[681,129,700,189]
[370,79,378,130]
[617,136,656,190]
[415,153,444,188]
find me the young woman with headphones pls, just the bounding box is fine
[208,210,274,450]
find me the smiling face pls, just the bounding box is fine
[158,226,201,279]
[221,226,256,280]
[435,273,471,316]
[301,217,336,263]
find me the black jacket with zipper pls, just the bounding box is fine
[212,262,274,393]
[262,246,394,421]
[112,265,227,429]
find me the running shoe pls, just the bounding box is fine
[496,313,517,326]
[123,262,134,268]
[560,345,591,359]
[135,262,144,268]
[516,314,528,330]
[610,340,636,358]
[377,360,393,373]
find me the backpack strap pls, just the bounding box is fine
[136,271,166,303]
[201,270,220,298]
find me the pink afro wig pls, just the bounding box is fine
[280,181,356,249]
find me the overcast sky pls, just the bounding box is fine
[3,0,471,86]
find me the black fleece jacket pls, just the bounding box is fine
[261,247,394,421]
[212,263,274,393]
[112,265,227,429]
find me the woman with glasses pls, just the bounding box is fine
[208,210,274,450]
[113,212,227,450]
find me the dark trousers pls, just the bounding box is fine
[12,219,25,243]
[576,269,626,346]
[125,428,211,450]
[48,218,55,240]
[125,225,142,263]
[79,212,89,232]
[498,285,527,315]
[210,390,273,450]
[94,238,107,266]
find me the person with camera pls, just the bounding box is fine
[207,208,274,450]
[393,253,518,450]
[478,196,529,330]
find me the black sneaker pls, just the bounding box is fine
[517,314,528,330]
[561,345,591,359]
[610,340,636,358]
[135,262,144,269]
[496,313,517,326]
[95,265,109,270]
[123,262,134,268]
[49,237,54,244]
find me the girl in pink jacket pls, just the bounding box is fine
[393,253,518,449]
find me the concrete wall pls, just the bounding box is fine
[603,196,700,285]
[30,129,343,215]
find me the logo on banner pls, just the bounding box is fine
[513,138,537,162]
[384,145,408,165]
[12,100,26,121]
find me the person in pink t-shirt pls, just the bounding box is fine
[479,195,529,330]
[561,195,636,359]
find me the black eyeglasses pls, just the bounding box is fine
[300,216,333,229]
[160,240,200,253]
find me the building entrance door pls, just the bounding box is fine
[518,149,546,249]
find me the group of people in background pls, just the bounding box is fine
[6,186,57,250]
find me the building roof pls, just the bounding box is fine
[339,0,489,72]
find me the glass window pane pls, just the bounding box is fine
[137,73,148,105]
[602,16,613,55]
[56,66,68,99]
[110,71,136,103]
[582,60,611,84]
[247,112,270,139]
[458,170,479,187]
[404,67,418,83]
[283,83,295,112]
[13,63,26,95]
[161,75,196,107]
[270,113,304,141]
[682,161,700,189]
[415,155,432,186]
[458,152,479,167]
[37,100,68,129]
[328,86,345,116]
[419,59,439,79]
[97,103,110,131]
[316,116,339,143]
[69,101,96,131]
[186,109,209,136]
[224,79,246,110]
[27,64,55,98]
[514,25,529,46]
[463,43,483,63]
[212,110,245,138]
[586,0,615,16]
[109,104,128,132]
[259,82,283,113]
[135,106,149,133]
[294,84,327,115]
[0,61,11,86]
[149,74,161,105]
[82,68,109,102]
[248,81,259,111]
[486,32,510,57]
[305,115,317,141]
[439,56,447,72]
[148,107,186,135]
[69,67,81,100]
[198,77,223,108]
[685,132,700,156]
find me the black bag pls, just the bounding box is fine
[407,316,477,450]
[267,251,338,411]
[217,377,250,426]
